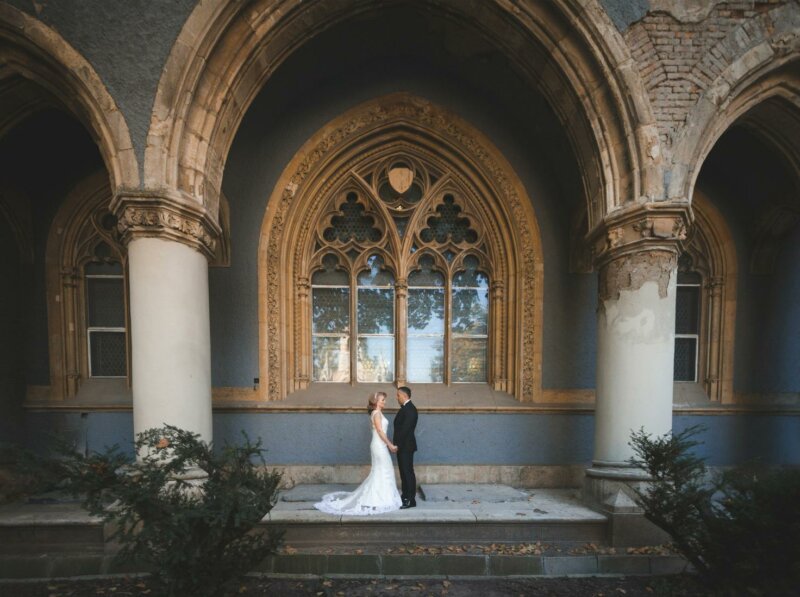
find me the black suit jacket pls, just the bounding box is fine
[393,400,418,453]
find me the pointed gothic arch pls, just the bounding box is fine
[679,190,738,403]
[148,0,655,236]
[45,171,129,401]
[258,94,543,402]
[0,3,139,191]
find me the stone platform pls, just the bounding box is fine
[270,485,607,546]
[0,485,689,579]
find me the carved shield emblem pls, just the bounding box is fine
[388,167,414,194]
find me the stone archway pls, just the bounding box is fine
[146,0,656,235]
[257,94,544,402]
[0,3,139,192]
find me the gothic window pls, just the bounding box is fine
[262,97,543,402]
[307,156,491,386]
[674,253,701,383]
[46,173,130,399]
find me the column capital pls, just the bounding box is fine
[111,189,221,260]
[589,201,693,269]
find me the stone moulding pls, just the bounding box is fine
[112,190,221,259]
[259,93,544,402]
[589,202,693,268]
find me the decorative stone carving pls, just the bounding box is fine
[261,94,543,401]
[112,191,221,260]
[590,202,693,270]
[598,250,678,303]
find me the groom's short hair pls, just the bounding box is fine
[398,386,412,399]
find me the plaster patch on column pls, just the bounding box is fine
[599,250,677,303]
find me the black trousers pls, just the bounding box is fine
[397,450,416,504]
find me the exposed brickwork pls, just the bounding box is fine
[625,1,786,149]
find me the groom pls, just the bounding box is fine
[393,386,418,509]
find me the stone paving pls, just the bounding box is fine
[271,484,606,525]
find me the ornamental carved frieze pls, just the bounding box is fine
[112,191,221,260]
[591,202,692,304]
[589,202,693,270]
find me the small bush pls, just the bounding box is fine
[14,426,282,597]
[630,426,800,595]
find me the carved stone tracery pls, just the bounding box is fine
[259,95,543,401]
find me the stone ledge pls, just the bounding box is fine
[0,552,691,579]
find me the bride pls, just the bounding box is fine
[314,392,403,515]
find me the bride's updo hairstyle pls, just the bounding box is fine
[367,392,386,414]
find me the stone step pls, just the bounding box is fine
[0,550,690,580]
[269,485,608,546]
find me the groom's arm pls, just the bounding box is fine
[394,411,411,447]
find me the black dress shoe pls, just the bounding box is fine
[399,502,416,509]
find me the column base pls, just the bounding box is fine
[583,463,670,547]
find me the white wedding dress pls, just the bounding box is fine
[314,412,402,516]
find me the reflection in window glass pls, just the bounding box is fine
[357,256,394,382]
[312,255,350,381]
[408,257,445,382]
[451,256,488,382]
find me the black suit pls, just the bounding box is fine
[393,400,418,505]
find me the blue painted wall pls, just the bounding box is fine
[697,128,800,395]
[25,412,800,468]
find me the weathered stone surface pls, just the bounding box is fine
[420,484,528,503]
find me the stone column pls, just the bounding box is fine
[584,205,691,540]
[114,192,221,442]
[594,249,678,466]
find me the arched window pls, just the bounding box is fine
[672,191,738,402]
[260,96,543,402]
[46,173,130,399]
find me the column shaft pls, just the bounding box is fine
[128,237,212,441]
[594,250,678,466]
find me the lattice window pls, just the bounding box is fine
[674,253,701,382]
[307,153,491,385]
[85,243,127,378]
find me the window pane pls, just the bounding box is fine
[451,288,488,335]
[312,268,348,285]
[357,288,394,334]
[89,331,127,377]
[408,288,444,334]
[674,337,697,382]
[452,263,488,288]
[312,288,350,333]
[676,286,700,334]
[451,338,487,382]
[87,278,125,327]
[313,336,350,382]
[408,268,444,287]
[85,261,123,275]
[357,337,394,382]
[357,255,394,286]
[407,336,444,383]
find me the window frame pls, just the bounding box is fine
[84,267,128,379]
[674,279,701,383]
